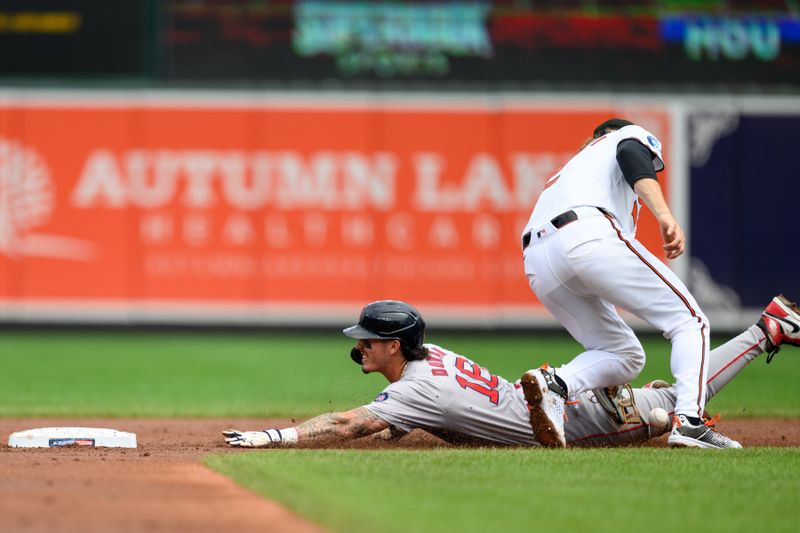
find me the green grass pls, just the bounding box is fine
[0,331,366,417]
[206,448,800,533]
[2,329,798,533]
[0,330,797,417]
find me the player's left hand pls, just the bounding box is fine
[223,429,281,448]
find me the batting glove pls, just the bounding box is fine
[223,429,286,448]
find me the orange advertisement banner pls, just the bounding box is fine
[0,93,671,323]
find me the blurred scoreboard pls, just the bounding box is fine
[163,0,800,88]
[0,0,149,77]
[2,1,798,88]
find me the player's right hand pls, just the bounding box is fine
[660,217,685,259]
[222,429,280,448]
[374,425,409,441]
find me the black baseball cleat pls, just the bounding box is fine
[667,414,741,449]
[757,294,800,363]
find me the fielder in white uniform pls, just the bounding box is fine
[521,118,732,448]
[223,297,800,449]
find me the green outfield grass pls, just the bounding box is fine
[206,448,800,533]
[0,330,797,417]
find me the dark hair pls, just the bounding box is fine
[592,118,634,139]
[402,344,429,362]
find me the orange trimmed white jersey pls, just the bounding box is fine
[525,125,664,236]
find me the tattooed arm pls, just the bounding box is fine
[223,406,391,448]
[295,407,391,444]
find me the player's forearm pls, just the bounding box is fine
[633,178,672,222]
[294,407,390,444]
[224,407,390,448]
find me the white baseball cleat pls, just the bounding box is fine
[758,294,800,363]
[667,414,742,449]
[520,366,567,448]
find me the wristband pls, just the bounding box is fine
[264,427,299,446]
[279,427,299,445]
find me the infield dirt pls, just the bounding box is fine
[2,417,799,532]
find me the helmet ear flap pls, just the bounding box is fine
[350,347,363,365]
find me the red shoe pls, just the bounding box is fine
[757,294,800,363]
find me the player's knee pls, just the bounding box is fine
[665,313,710,340]
[619,345,646,381]
[699,314,710,335]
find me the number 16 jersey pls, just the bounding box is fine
[364,343,537,446]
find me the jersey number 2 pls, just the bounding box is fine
[454,357,499,405]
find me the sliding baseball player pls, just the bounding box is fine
[224,296,799,449]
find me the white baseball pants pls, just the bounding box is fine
[566,324,767,447]
[523,209,709,418]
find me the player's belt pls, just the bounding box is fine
[522,207,604,251]
[550,210,579,229]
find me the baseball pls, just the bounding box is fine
[648,407,671,434]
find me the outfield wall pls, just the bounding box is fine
[0,90,796,329]
[685,105,800,316]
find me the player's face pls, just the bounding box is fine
[356,339,395,373]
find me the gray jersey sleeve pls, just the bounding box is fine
[364,378,444,433]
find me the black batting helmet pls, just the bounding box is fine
[343,300,427,363]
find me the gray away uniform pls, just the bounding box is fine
[365,327,768,447]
